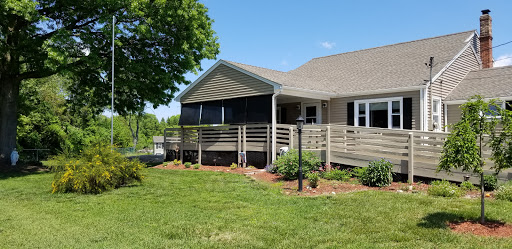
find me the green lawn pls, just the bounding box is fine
[1,168,512,248]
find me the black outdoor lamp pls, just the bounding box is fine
[296,115,305,192]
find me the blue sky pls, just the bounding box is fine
[149,0,512,120]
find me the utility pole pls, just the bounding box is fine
[427,56,434,131]
[111,16,115,147]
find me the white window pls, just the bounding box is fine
[432,97,441,131]
[354,97,403,129]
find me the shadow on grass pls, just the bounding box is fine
[418,211,504,229]
[0,164,50,180]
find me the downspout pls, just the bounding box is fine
[271,88,282,162]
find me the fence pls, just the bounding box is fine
[164,124,512,183]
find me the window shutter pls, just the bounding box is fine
[347,102,354,126]
[403,98,413,129]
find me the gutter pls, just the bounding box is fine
[271,88,282,162]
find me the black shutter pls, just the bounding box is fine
[403,98,413,130]
[246,95,272,123]
[281,107,287,124]
[223,97,247,124]
[506,101,512,111]
[347,102,354,126]
[178,103,201,126]
[200,100,223,125]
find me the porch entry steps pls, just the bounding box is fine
[164,124,512,184]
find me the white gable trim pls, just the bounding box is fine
[428,36,475,87]
[174,60,282,102]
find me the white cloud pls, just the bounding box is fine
[320,41,336,49]
[494,54,512,67]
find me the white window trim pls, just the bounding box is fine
[302,102,322,124]
[432,97,442,131]
[354,97,403,129]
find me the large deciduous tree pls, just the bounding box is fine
[0,0,219,165]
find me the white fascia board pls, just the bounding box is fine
[281,86,335,100]
[445,96,512,105]
[335,85,425,98]
[174,60,282,102]
[429,41,473,86]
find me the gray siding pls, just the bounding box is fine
[446,104,462,129]
[330,91,421,130]
[181,64,275,103]
[429,43,480,128]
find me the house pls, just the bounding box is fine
[153,136,164,155]
[175,10,509,161]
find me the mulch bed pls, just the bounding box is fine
[449,221,512,237]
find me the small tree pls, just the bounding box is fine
[438,96,511,224]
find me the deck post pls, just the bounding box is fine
[343,128,347,152]
[267,124,271,166]
[408,132,414,184]
[238,126,242,167]
[243,125,247,168]
[326,126,331,166]
[289,126,294,149]
[180,126,184,162]
[198,128,202,165]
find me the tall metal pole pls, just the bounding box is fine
[111,16,115,147]
[298,126,303,192]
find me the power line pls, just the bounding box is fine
[433,39,512,67]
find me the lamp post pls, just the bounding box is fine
[296,116,305,192]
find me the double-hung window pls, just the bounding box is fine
[432,97,441,131]
[354,97,403,129]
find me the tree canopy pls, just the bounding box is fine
[0,0,219,165]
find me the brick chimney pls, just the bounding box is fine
[479,9,493,68]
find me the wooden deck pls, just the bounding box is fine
[164,124,512,183]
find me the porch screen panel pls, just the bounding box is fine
[223,97,246,124]
[246,95,272,123]
[200,100,223,125]
[178,102,201,125]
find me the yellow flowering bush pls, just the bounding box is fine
[51,144,145,194]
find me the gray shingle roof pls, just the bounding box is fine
[445,65,512,101]
[224,31,476,95]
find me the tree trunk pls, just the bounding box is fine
[480,172,485,224]
[0,77,21,167]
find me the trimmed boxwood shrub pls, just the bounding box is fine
[50,144,145,194]
[274,149,321,180]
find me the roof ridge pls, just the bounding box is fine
[222,60,286,74]
[469,65,512,73]
[308,30,476,61]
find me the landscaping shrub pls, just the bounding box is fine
[322,169,351,182]
[173,159,181,166]
[274,149,321,180]
[361,159,393,187]
[230,163,237,170]
[495,181,512,202]
[184,162,192,168]
[483,174,498,191]
[193,163,201,169]
[427,180,463,197]
[351,167,367,180]
[305,171,320,188]
[51,144,145,194]
[460,181,477,191]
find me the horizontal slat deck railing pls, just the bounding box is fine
[164,124,512,183]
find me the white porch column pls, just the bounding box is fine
[271,90,281,162]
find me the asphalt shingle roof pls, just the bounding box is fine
[224,31,476,95]
[445,65,512,101]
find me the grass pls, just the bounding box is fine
[1,169,512,248]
